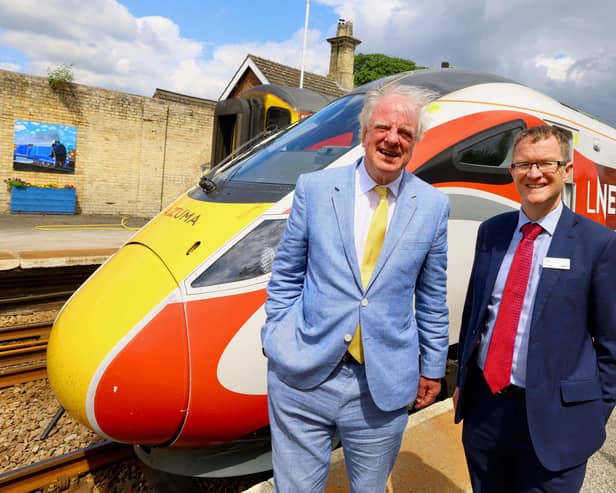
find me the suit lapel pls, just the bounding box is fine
[331,163,362,290]
[531,207,577,328]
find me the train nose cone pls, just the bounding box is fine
[47,243,189,445]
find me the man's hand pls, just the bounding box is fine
[414,376,441,410]
[452,386,459,409]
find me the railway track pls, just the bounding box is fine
[0,266,90,388]
[0,267,273,492]
[0,321,52,388]
[0,440,135,492]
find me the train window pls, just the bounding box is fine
[454,121,525,169]
[416,120,524,186]
[191,219,287,288]
[266,107,291,131]
[458,129,518,167]
[217,95,363,186]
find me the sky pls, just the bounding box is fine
[0,0,614,126]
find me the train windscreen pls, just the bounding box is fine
[217,95,363,186]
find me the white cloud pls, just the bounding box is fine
[0,61,20,72]
[0,0,614,125]
[166,27,329,100]
[0,0,331,101]
[0,0,137,43]
[534,55,583,83]
[318,0,616,125]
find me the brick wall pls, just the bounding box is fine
[229,70,261,98]
[0,69,215,217]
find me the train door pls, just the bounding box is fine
[211,98,252,166]
[545,120,579,210]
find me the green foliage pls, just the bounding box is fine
[4,177,29,190]
[354,53,426,86]
[4,177,75,191]
[47,63,74,89]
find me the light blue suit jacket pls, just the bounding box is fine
[261,162,450,411]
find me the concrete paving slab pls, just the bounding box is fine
[16,248,117,268]
[0,250,19,270]
[0,213,148,268]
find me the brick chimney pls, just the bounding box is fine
[327,19,361,90]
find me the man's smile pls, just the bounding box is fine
[379,148,400,158]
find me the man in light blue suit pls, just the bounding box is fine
[261,85,450,492]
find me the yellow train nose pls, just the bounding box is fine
[47,243,189,445]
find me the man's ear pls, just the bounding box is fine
[564,162,574,179]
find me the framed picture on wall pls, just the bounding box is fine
[13,120,77,174]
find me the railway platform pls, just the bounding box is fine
[0,213,148,270]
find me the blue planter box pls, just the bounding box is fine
[10,186,76,214]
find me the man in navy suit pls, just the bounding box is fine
[454,125,616,492]
[262,85,450,492]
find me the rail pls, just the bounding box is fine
[0,290,74,307]
[0,441,135,492]
[0,322,52,388]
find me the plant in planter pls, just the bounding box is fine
[5,177,77,214]
[4,177,30,190]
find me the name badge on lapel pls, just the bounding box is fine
[542,257,570,270]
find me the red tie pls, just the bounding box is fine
[483,222,543,393]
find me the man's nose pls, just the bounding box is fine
[527,164,543,177]
[384,128,400,143]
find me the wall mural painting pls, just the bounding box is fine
[13,120,77,174]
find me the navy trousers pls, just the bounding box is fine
[461,364,587,493]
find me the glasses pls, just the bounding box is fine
[510,160,568,173]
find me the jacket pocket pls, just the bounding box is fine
[560,376,602,403]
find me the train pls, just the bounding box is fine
[46,68,616,477]
[210,84,333,167]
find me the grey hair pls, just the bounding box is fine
[359,84,439,141]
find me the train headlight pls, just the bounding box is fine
[191,219,287,287]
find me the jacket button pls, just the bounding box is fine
[361,298,369,306]
[344,334,352,342]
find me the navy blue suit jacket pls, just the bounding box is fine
[455,206,616,471]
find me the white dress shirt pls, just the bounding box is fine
[353,159,402,264]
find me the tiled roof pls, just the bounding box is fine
[249,54,347,98]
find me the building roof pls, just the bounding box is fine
[152,88,216,107]
[220,54,347,100]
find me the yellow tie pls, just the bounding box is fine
[348,185,389,363]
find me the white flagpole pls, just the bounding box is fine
[299,0,310,88]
